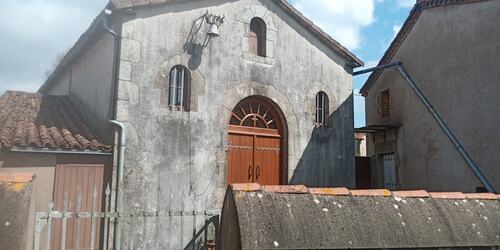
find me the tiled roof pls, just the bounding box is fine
[360,0,492,96]
[222,184,500,249]
[0,91,112,152]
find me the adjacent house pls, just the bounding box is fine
[1,0,363,248]
[358,0,500,192]
[0,91,112,249]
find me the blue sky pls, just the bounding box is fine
[0,0,414,128]
[291,0,414,127]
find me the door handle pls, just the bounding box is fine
[248,165,253,180]
[256,166,261,180]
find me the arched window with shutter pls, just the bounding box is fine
[315,92,329,126]
[168,65,190,111]
[249,17,267,57]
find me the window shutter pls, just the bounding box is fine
[378,89,391,119]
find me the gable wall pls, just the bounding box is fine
[41,32,116,142]
[115,0,355,247]
[365,1,500,192]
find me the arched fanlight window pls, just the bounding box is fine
[315,92,329,126]
[168,65,190,111]
[249,17,267,57]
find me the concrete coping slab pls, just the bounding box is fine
[228,184,499,200]
[0,173,34,183]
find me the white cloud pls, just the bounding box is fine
[392,24,403,37]
[0,0,105,95]
[397,0,415,8]
[293,0,377,51]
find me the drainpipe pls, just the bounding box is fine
[102,9,121,120]
[109,120,125,250]
[103,9,125,250]
[354,62,496,193]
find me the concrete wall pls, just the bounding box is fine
[0,178,33,250]
[42,32,116,142]
[0,152,56,250]
[115,0,355,248]
[365,1,500,192]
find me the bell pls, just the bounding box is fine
[207,24,220,37]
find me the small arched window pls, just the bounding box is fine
[315,92,329,126]
[249,17,267,57]
[168,65,190,111]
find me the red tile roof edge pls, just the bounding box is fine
[229,184,499,200]
[0,91,112,153]
[0,173,34,183]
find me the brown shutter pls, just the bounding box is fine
[378,89,391,119]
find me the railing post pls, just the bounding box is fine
[103,183,111,250]
[60,193,69,250]
[46,202,54,250]
[192,211,197,250]
[90,185,97,250]
[33,213,45,250]
[214,215,220,250]
[75,189,82,250]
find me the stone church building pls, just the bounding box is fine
[1,0,363,248]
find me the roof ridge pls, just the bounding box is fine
[230,184,500,200]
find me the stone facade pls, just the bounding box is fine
[363,0,500,192]
[114,0,357,248]
[37,0,360,248]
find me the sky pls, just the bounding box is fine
[0,0,414,128]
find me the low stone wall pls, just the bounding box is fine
[0,173,33,250]
[221,184,500,249]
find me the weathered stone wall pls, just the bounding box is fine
[115,0,355,248]
[0,173,34,250]
[365,1,500,192]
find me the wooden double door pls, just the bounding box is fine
[228,97,283,185]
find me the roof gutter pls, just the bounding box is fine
[4,147,112,156]
[354,62,496,193]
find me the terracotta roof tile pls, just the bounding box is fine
[429,192,466,199]
[231,183,261,192]
[0,173,33,183]
[351,189,392,197]
[232,185,499,201]
[262,185,308,194]
[393,190,430,198]
[0,91,111,152]
[309,187,351,196]
[464,193,498,200]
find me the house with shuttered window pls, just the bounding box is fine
[358,0,500,193]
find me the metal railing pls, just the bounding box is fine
[34,184,220,250]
